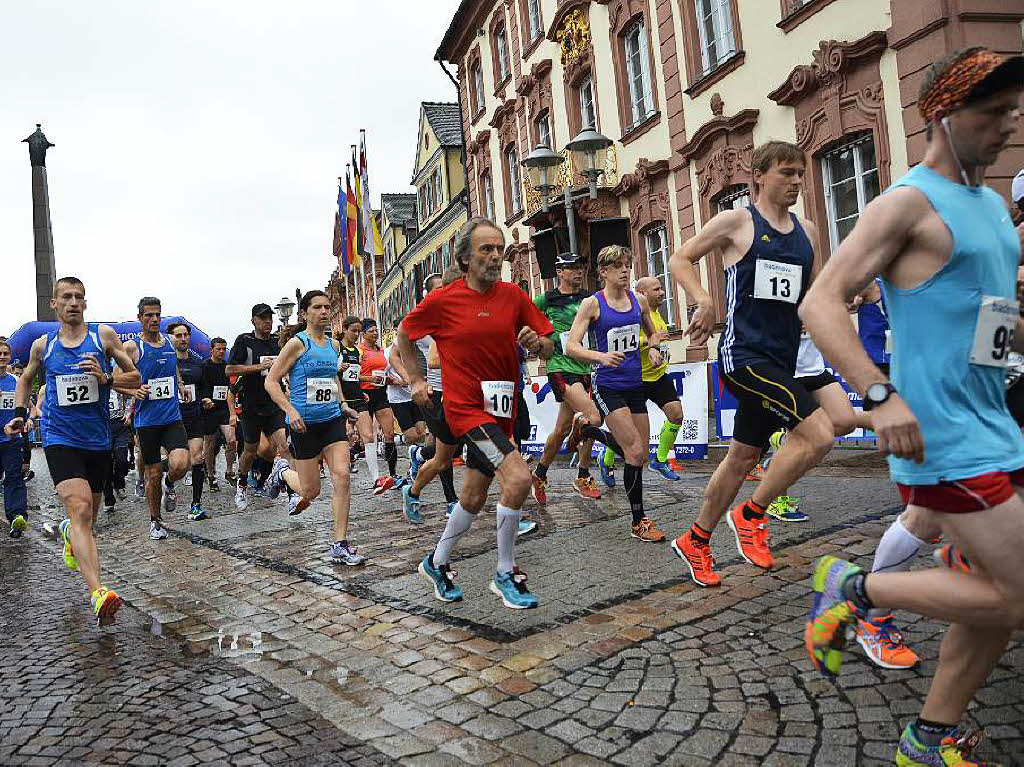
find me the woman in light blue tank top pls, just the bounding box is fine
[265,291,365,566]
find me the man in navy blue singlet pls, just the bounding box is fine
[6,277,141,626]
[668,141,835,587]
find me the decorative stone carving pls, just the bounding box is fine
[768,32,888,106]
[710,93,724,117]
[695,145,753,198]
[556,9,590,68]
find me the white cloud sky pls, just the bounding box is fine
[0,0,460,348]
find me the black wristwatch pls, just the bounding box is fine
[863,382,897,411]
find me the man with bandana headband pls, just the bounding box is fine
[799,47,1024,765]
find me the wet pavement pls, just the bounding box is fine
[1,446,1022,765]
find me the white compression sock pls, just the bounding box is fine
[867,515,925,619]
[365,441,380,482]
[496,504,521,574]
[432,503,475,566]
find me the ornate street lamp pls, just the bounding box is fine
[521,126,613,260]
[274,296,296,327]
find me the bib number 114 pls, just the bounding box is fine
[481,380,514,418]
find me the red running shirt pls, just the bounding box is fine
[401,279,554,437]
[358,343,387,390]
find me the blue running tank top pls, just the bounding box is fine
[718,205,814,373]
[858,278,890,364]
[134,335,182,428]
[288,331,342,424]
[592,290,643,391]
[881,164,1024,484]
[41,325,112,450]
[0,372,17,446]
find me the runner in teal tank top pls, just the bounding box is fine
[798,47,1024,767]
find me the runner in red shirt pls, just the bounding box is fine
[396,218,554,609]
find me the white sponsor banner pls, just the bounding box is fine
[520,362,709,459]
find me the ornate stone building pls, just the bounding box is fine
[437,0,1024,360]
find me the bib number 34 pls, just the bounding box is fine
[481,380,515,418]
[970,297,1019,367]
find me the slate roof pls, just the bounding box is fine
[381,193,417,227]
[422,102,463,147]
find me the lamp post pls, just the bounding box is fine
[274,296,296,330]
[521,126,613,260]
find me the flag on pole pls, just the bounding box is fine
[351,146,367,256]
[358,133,384,256]
[345,169,361,272]
[336,180,350,275]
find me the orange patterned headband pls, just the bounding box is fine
[919,49,1006,124]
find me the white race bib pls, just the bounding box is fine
[306,377,338,404]
[884,330,892,356]
[148,376,175,400]
[657,343,671,363]
[260,355,277,376]
[559,331,589,354]
[55,374,99,407]
[481,380,515,418]
[179,384,196,403]
[108,391,123,417]
[341,364,360,382]
[970,296,1019,368]
[0,392,16,411]
[606,324,640,354]
[371,369,386,387]
[212,385,228,401]
[753,259,802,304]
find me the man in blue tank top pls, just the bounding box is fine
[668,141,835,587]
[0,339,30,538]
[124,297,192,538]
[799,48,1024,765]
[565,245,668,543]
[5,276,141,627]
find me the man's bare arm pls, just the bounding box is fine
[100,325,141,390]
[14,338,44,411]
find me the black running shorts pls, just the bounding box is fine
[44,445,111,493]
[136,421,189,465]
[182,413,205,441]
[547,371,592,404]
[203,406,231,436]
[421,391,459,446]
[796,370,838,393]
[289,416,348,461]
[241,408,286,445]
[365,387,390,414]
[722,362,820,449]
[462,421,516,478]
[643,375,678,409]
[593,385,648,418]
[391,400,422,432]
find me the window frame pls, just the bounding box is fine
[471,62,485,117]
[643,225,676,330]
[578,76,597,130]
[527,0,542,43]
[623,17,655,129]
[505,144,523,216]
[535,111,552,149]
[821,134,880,254]
[695,0,737,76]
[494,25,510,85]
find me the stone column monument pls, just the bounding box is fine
[23,124,56,321]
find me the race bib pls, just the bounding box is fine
[55,374,99,407]
[0,392,16,411]
[559,331,589,354]
[753,259,802,304]
[657,343,671,363]
[148,376,175,400]
[481,380,515,418]
[884,330,892,356]
[306,377,338,404]
[179,384,196,403]
[260,355,277,376]
[970,296,1019,368]
[606,324,640,354]
[108,391,123,417]
[341,365,360,382]
[212,385,228,401]
[371,369,386,387]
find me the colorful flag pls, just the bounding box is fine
[345,170,361,272]
[351,146,367,256]
[359,133,386,256]
[336,181,350,275]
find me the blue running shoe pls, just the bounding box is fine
[267,457,289,500]
[403,484,423,524]
[490,568,538,609]
[188,503,209,521]
[517,518,537,536]
[392,475,409,491]
[409,446,423,481]
[805,556,865,678]
[598,447,615,488]
[418,555,462,602]
[649,459,681,480]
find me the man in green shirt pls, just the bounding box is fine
[531,255,603,503]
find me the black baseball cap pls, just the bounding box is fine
[555,253,586,268]
[251,303,273,317]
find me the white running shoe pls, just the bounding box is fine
[150,520,168,540]
[235,483,248,510]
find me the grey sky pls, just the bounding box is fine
[0,0,459,347]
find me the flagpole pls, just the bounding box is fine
[361,129,380,322]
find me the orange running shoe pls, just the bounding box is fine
[933,544,971,574]
[531,472,548,505]
[372,476,395,496]
[855,615,919,669]
[572,475,601,500]
[745,463,765,481]
[630,517,666,543]
[566,413,587,455]
[666,458,684,473]
[670,531,721,587]
[91,587,122,627]
[453,456,464,467]
[726,502,773,569]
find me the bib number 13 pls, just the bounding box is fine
[970,297,1019,368]
[481,380,515,418]
[753,260,802,304]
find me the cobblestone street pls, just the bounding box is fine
[2,448,1022,766]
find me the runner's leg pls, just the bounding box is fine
[57,479,102,592]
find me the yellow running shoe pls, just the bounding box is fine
[895,724,990,765]
[58,519,78,571]
[91,587,122,627]
[805,555,863,677]
[11,515,28,533]
[769,429,787,450]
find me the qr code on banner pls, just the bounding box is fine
[678,419,700,441]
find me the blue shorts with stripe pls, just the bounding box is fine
[722,361,819,450]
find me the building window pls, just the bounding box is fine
[481,172,495,220]
[822,134,880,252]
[433,165,444,208]
[536,112,552,148]
[644,226,675,329]
[472,63,485,115]
[578,77,596,130]
[695,0,736,75]
[495,26,510,83]
[526,0,542,43]
[624,19,654,127]
[506,145,523,215]
[716,184,750,212]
